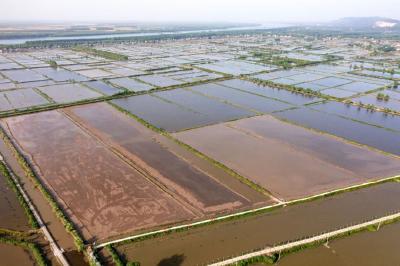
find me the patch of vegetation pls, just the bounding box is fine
[252,52,313,69]
[232,254,278,265]
[72,46,129,61]
[106,245,141,266]
[250,78,326,99]
[46,60,58,68]
[106,245,124,266]
[376,93,390,101]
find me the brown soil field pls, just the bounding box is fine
[1,111,194,242]
[64,102,255,213]
[115,182,400,266]
[174,115,400,200]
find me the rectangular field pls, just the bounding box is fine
[1,111,194,242]
[64,103,253,213]
[274,107,400,155]
[218,79,321,105]
[188,83,293,113]
[1,69,47,83]
[174,115,400,200]
[311,101,400,132]
[108,77,154,92]
[0,88,50,111]
[38,83,102,103]
[112,90,254,132]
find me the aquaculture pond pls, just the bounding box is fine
[277,221,400,266]
[273,107,400,156]
[311,101,400,132]
[115,182,400,266]
[219,79,321,105]
[188,83,293,113]
[175,115,400,200]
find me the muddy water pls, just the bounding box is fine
[0,243,36,266]
[0,169,30,231]
[117,182,400,266]
[277,222,400,266]
[65,250,89,266]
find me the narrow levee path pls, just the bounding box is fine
[0,154,70,266]
[208,212,400,266]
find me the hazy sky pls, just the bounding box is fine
[1,0,399,23]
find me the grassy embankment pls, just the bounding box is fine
[71,46,129,61]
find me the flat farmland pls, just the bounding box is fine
[112,92,254,132]
[37,83,102,103]
[0,88,50,111]
[174,115,400,200]
[274,107,400,156]
[218,79,321,106]
[187,83,293,113]
[1,69,47,83]
[64,102,262,213]
[1,111,194,242]
[112,94,212,132]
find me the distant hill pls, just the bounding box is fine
[329,17,400,30]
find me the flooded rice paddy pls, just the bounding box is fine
[188,83,293,113]
[174,115,400,200]
[65,102,257,214]
[37,83,102,103]
[252,65,392,99]
[274,107,400,156]
[218,79,320,105]
[108,77,154,92]
[0,89,49,112]
[311,101,400,132]
[83,80,123,96]
[1,35,400,266]
[2,111,194,242]
[199,60,275,75]
[112,91,255,132]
